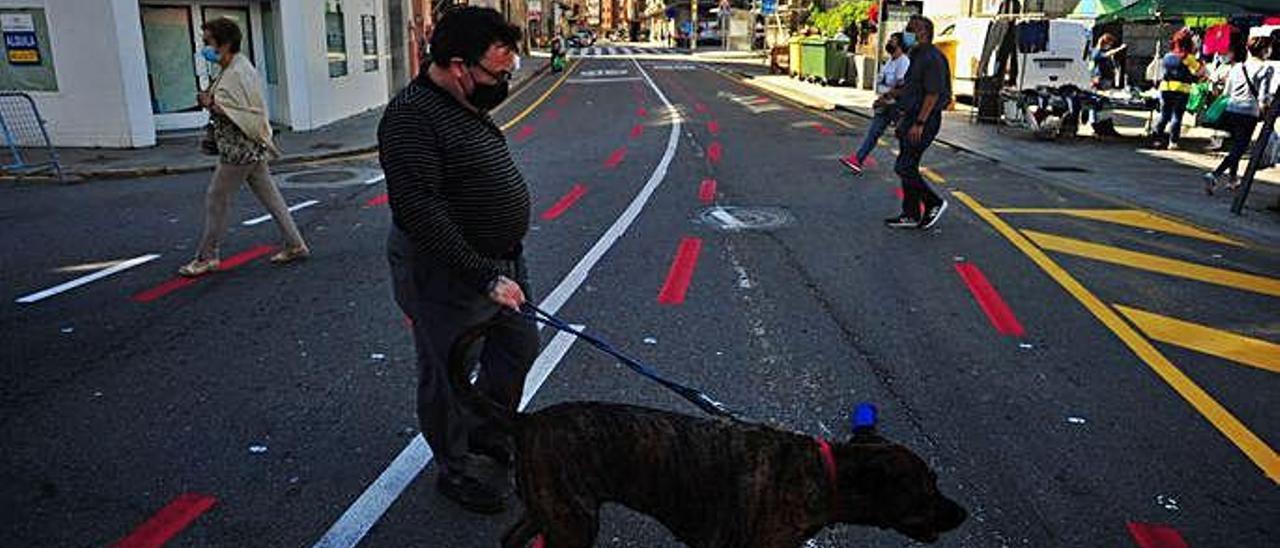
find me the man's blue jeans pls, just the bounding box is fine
[854,108,895,162]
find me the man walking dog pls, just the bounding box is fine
[378,7,536,514]
[886,15,951,230]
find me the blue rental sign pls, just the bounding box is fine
[762,0,777,15]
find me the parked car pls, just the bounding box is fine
[568,29,596,48]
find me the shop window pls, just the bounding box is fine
[326,0,348,77]
[361,15,378,72]
[0,8,58,91]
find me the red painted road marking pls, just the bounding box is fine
[694,102,708,113]
[514,125,535,142]
[698,179,717,204]
[707,120,721,136]
[1127,523,1188,548]
[636,106,648,118]
[864,155,878,168]
[543,109,560,122]
[365,193,388,207]
[540,184,588,221]
[629,124,644,139]
[658,237,703,305]
[112,493,217,548]
[554,94,570,107]
[815,125,834,136]
[132,245,277,303]
[707,142,723,165]
[954,262,1025,337]
[604,146,627,168]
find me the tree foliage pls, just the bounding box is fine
[811,0,873,37]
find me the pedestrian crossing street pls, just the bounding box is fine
[568,46,685,57]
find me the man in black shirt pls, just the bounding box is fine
[377,7,536,514]
[886,15,951,229]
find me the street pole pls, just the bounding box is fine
[692,0,698,50]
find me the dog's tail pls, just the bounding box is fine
[447,317,519,432]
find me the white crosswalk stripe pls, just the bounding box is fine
[568,47,684,58]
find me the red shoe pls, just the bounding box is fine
[839,156,863,175]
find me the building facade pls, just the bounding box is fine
[0,0,414,148]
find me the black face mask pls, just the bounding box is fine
[468,80,509,111]
[466,63,511,111]
[885,44,897,55]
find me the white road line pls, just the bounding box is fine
[16,254,161,304]
[539,58,681,315]
[568,77,643,84]
[363,173,385,185]
[519,325,585,410]
[312,329,582,548]
[311,56,683,548]
[710,207,746,230]
[242,200,319,226]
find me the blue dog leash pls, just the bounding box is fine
[517,303,742,422]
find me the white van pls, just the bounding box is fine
[943,17,1093,98]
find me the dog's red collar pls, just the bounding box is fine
[815,437,838,514]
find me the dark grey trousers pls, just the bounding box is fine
[386,227,539,474]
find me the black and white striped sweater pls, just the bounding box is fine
[377,75,529,292]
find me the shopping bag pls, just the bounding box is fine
[1200,96,1230,126]
[1187,82,1213,113]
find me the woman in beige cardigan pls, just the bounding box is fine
[179,17,309,277]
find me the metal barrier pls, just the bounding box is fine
[0,92,63,182]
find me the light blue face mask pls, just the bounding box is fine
[902,32,918,49]
[200,46,221,63]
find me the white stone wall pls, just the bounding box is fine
[279,0,390,131]
[0,0,155,148]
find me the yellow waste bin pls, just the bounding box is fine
[934,37,959,110]
[788,36,804,78]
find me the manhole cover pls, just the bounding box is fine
[696,206,793,231]
[279,167,382,189]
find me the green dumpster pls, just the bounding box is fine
[801,37,850,85]
[788,36,805,78]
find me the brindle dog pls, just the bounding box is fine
[450,320,967,548]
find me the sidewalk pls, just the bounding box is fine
[739,73,1280,248]
[41,58,550,181]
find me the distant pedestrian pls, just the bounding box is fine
[841,32,909,174]
[885,15,950,230]
[179,17,308,277]
[377,7,536,514]
[1152,28,1207,150]
[1204,36,1274,194]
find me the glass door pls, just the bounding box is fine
[141,5,198,115]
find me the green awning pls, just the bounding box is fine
[1097,0,1279,23]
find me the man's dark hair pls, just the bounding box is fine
[430,7,521,67]
[1247,36,1272,59]
[202,17,242,54]
[909,15,935,41]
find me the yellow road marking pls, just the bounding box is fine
[921,166,945,184]
[499,59,581,132]
[955,192,1279,483]
[992,208,1243,247]
[1115,305,1280,374]
[1023,230,1280,297]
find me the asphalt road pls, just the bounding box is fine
[2,57,1277,547]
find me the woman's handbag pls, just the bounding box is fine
[200,121,219,156]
